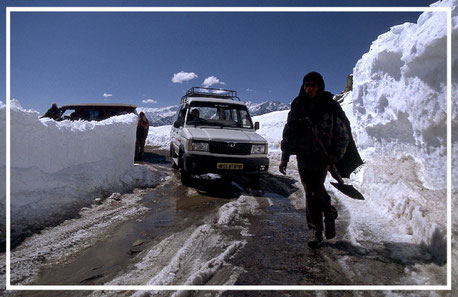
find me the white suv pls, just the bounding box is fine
[170,87,269,186]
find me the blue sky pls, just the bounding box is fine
[2,0,437,114]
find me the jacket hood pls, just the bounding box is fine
[303,72,325,90]
[297,71,326,98]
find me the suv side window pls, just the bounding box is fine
[175,105,187,127]
[240,109,253,128]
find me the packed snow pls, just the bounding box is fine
[0,100,167,246]
[352,0,457,190]
[350,0,457,266]
[146,125,173,149]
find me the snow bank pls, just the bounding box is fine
[0,100,164,246]
[339,90,450,265]
[348,0,457,265]
[352,0,458,189]
[146,125,172,150]
[7,100,136,174]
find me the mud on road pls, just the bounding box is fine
[4,148,447,297]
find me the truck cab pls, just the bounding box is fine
[170,87,269,186]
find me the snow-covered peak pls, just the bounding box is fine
[245,101,291,116]
[137,105,179,127]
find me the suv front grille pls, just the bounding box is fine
[209,142,252,155]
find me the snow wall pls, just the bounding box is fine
[0,100,162,246]
[352,0,457,190]
[8,100,136,174]
[350,0,457,265]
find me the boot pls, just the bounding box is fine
[307,230,323,248]
[325,218,336,239]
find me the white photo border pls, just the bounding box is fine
[5,5,453,292]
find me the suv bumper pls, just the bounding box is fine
[182,153,269,175]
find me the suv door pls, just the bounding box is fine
[170,104,188,166]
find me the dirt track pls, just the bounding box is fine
[4,148,447,297]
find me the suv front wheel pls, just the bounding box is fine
[177,149,192,186]
[170,145,179,169]
[180,169,192,186]
[249,174,260,190]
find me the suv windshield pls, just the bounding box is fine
[186,102,253,129]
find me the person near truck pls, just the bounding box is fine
[188,108,200,122]
[41,103,62,120]
[135,112,149,162]
[279,71,349,248]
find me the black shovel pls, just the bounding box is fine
[329,165,365,200]
[311,129,365,200]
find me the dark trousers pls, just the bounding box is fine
[297,156,338,232]
[135,137,146,161]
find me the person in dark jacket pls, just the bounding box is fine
[41,103,62,120]
[135,112,149,162]
[279,72,349,248]
[188,108,200,123]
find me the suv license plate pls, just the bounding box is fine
[217,163,243,170]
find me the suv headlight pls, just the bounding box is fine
[251,143,267,154]
[190,141,209,152]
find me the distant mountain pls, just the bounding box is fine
[245,101,291,116]
[137,105,179,127]
[138,100,291,127]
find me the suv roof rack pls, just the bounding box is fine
[181,87,240,104]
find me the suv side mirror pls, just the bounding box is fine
[173,121,182,128]
[255,122,260,130]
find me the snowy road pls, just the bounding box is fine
[2,149,448,297]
